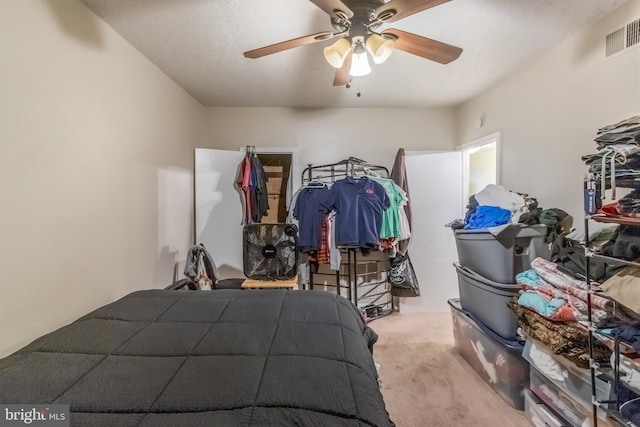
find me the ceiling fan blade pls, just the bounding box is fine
[244,31,335,59]
[333,52,353,86]
[375,0,450,23]
[382,29,462,64]
[308,0,353,18]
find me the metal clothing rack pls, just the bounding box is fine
[584,215,640,427]
[301,157,393,321]
[301,157,389,185]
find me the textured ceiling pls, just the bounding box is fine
[80,0,627,108]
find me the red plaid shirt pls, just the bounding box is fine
[316,214,330,264]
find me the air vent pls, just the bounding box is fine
[606,27,625,57]
[606,18,640,58]
[628,19,640,48]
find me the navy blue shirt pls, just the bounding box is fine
[322,177,390,248]
[293,185,330,252]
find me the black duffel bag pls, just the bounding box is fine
[550,234,621,282]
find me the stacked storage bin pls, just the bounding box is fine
[523,340,615,427]
[448,224,548,410]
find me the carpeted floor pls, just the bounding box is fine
[370,311,531,427]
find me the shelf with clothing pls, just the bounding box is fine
[583,210,640,427]
[532,217,638,427]
[581,115,640,427]
[590,290,640,427]
[295,157,406,319]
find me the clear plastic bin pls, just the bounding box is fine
[523,339,611,411]
[449,298,529,410]
[529,366,614,426]
[524,389,567,427]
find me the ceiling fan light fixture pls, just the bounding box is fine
[366,34,394,64]
[323,38,351,68]
[349,40,371,77]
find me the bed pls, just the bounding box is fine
[0,289,395,427]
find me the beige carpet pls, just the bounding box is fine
[370,311,531,427]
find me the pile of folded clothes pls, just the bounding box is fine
[507,256,613,369]
[582,115,640,199]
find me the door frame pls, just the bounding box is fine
[241,146,300,195]
[457,131,502,209]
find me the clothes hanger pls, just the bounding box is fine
[304,180,326,188]
[363,167,383,178]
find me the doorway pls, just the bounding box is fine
[459,131,501,207]
[400,135,500,312]
[257,153,292,223]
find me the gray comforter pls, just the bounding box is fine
[0,289,394,427]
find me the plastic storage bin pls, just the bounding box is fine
[620,397,640,425]
[454,262,520,340]
[449,298,529,410]
[454,224,548,283]
[523,339,611,411]
[529,366,614,426]
[524,389,567,427]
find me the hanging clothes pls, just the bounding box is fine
[234,154,252,224]
[327,212,341,270]
[390,148,412,255]
[389,148,420,297]
[320,176,390,249]
[317,214,330,264]
[250,153,269,222]
[369,175,410,241]
[234,148,269,224]
[293,183,330,252]
[296,159,391,267]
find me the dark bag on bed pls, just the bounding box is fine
[184,243,218,290]
[389,253,420,297]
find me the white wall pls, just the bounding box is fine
[457,0,640,226]
[198,107,457,170]
[0,0,202,357]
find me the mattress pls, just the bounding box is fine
[0,289,394,427]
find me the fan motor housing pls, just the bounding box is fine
[262,244,277,259]
[332,0,387,34]
[342,0,386,12]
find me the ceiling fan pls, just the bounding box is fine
[243,0,463,87]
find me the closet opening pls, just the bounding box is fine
[193,147,298,279]
[256,152,292,223]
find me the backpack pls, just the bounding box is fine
[184,243,219,290]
